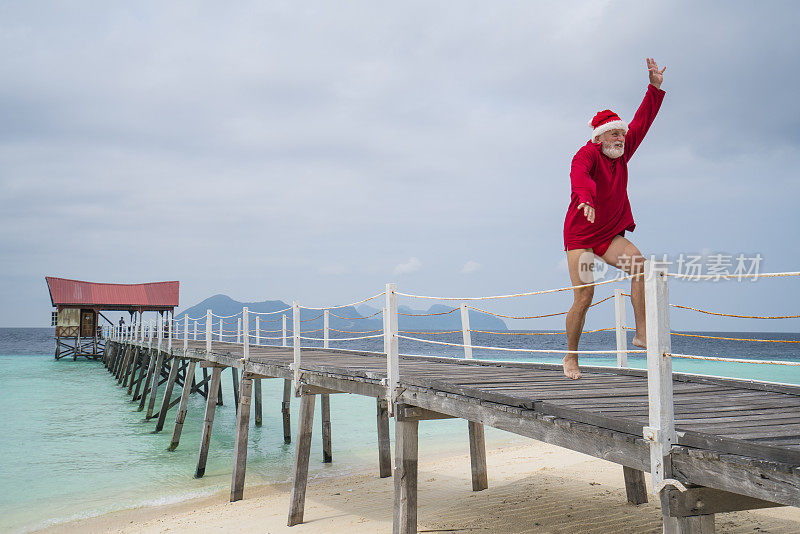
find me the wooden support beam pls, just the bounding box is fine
[468,421,488,491]
[623,466,648,505]
[393,413,419,534]
[232,367,240,413]
[254,378,262,426]
[137,349,157,411]
[377,398,392,478]
[282,379,292,444]
[667,487,782,517]
[195,366,223,478]
[287,393,316,526]
[126,348,141,395]
[675,514,714,533]
[321,393,332,463]
[119,346,133,385]
[155,355,181,432]
[397,404,454,421]
[145,350,166,419]
[168,360,197,451]
[230,375,253,502]
[132,349,149,401]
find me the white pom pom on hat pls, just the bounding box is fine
[589,109,628,140]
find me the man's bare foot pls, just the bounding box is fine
[632,335,647,348]
[563,354,582,379]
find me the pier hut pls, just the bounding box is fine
[45,276,179,360]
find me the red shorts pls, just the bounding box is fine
[591,231,625,257]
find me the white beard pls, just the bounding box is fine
[601,142,624,159]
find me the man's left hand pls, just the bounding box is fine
[647,57,666,89]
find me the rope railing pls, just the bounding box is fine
[330,327,384,334]
[666,352,800,366]
[395,273,643,301]
[330,309,383,320]
[300,292,385,310]
[467,294,614,320]
[299,334,384,342]
[470,326,616,336]
[670,303,800,319]
[250,307,292,316]
[671,332,800,344]
[666,271,800,281]
[398,330,462,335]
[399,307,458,317]
[299,313,324,323]
[211,312,243,319]
[397,335,646,355]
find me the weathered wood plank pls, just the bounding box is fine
[230,375,253,502]
[622,466,648,505]
[169,360,197,451]
[287,393,316,526]
[393,412,418,534]
[195,366,222,478]
[282,379,292,444]
[377,398,392,478]
[468,421,488,491]
[321,393,332,463]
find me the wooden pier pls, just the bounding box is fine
[98,261,800,534]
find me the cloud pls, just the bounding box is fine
[461,260,481,274]
[393,257,421,275]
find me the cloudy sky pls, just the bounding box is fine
[2,1,798,331]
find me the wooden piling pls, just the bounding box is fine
[321,393,332,463]
[132,348,149,401]
[393,412,419,534]
[231,367,240,413]
[195,366,223,478]
[254,378,262,426]
[287,392,316,526]
[623,465,648,505]
[155,354,181,432]
[377,398,392,478]
[137,348,157,411]
[282,378,292,444]
[127,347,141,396]
[146,349,165,418]
[467,421,488,491]
[169,359,197,451]
[230,374,253,502]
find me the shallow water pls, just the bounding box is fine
[1,328,798,532]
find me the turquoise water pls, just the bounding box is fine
[1,328,799,532]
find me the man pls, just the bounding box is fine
[562,58,666,380]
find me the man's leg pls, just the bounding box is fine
[600,235,647,348]
[565,249,596,379]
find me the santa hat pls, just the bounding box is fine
[589,109,628,140]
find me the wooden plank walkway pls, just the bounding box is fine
[103,338,800,534]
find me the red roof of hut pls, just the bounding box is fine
[45,277,179,311]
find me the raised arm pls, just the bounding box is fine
[625,58,667,159]
[571,148,597,223]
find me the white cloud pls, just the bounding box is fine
[393,257,421,275]
[461,260,481,274]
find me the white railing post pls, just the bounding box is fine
[323,309,330,349]
[157,314,163,353]
[219,317,223,342]
[292,302,301,394]
[382,307,388,355]
[193,320,197,341]
[255,316,260,346]
[237,318,242,344]
[183,314,189,353]
[614,288,628,367]
[167,311,173,354]
[460,303,473,359]
[206,309,212,354]
[243,307,250,361]
[385,283,399,415]
[643,260,675,494]
[148,319,154,349]
[282,314,287,347]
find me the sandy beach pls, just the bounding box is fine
[41,440,800,534]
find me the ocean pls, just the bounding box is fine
[1,327,799,532]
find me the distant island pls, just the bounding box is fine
[176,294,507,332]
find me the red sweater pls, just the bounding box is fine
[563,84,665,251]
